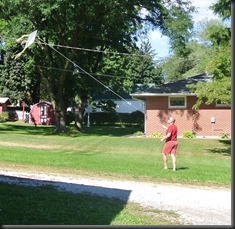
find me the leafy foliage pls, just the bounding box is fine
[187,20,231,108]
[210,0,231,21]
[0,0,196,132]
[182,131,195,139]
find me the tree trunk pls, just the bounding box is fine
[54,108,67,133]
[74,107,83,132]
[54,96,67,133]
[74,95,87,132]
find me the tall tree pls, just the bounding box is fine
[188,37,231,108]
[210,0,231,21]
[0,0,195,132]
[187,0,231,108]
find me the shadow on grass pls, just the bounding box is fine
[0,122,143,137]
[176,167,189,171]
[0,122,54,136]
[207,140,231,156]
[0,175,131,225]
[82,125,143,137]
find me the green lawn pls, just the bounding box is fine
[0,122,231,225]
[0,122,231,187]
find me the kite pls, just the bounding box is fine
[14,30,37,59]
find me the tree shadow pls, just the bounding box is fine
[206,147,231,156]
[0,123,142,137]
[0,175,131,225]
[0,123,54,136]
[206,140,231,156]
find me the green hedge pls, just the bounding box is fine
[83,111,144,126]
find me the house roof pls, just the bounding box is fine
[31,101,53,107]
[130,73,212,99]
[0,97,11,104]
[93,89,133,100]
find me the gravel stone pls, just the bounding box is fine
[0,170,231,225]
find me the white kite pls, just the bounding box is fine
[14,30,37,59]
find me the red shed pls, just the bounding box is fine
[0,97,11,113]
[29,101,55,125]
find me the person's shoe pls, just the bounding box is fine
[173,168,176,171]
[164,167,168,170]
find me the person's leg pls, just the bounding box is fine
[162,143,169,169]
[169,141,178,171]
[162,153,168,169]
[171,154,176,171]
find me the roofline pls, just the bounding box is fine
[130,93,196,97]
[32,101,53,106]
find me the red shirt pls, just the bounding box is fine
[166,124,177,142]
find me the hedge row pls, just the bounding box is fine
[83,111,144,126]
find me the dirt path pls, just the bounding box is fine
[0,168,231,225]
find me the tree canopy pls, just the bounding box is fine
[159,0,231,109]
[0,0,195,132]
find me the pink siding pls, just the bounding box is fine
[145,96,231,137]
[29,102,55,125]
[0,101,11,112]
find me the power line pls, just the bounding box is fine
[37,37,143,113]
[37,42,148,57]
[1,35,167,60]
[33,64,162,83]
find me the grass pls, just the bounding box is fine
[0,182,180,225]
[0,121,231,225]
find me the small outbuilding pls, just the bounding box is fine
[0,97,11,112]
[29,101,55,125]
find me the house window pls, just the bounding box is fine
[169,96,186,109]
[216,100,231,107]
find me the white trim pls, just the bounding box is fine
[215,101,231,107]
[130,93,195,97]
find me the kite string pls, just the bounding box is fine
[37,37,143,113]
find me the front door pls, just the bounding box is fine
[40,105,47,124]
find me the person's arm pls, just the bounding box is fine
[161,132,171,142]
[161,125,167,130]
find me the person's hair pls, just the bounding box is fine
[169,117,175,123]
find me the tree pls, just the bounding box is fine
[126,40,164,85]
[168,13,231,109]
[0,0,195,132]
[189,42,231,109]
[0,49,40,105]
[97,40,163,94]
[187,12,231,108]
[210,0,231,21]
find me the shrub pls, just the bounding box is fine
[133,131,144,136]
[150,132,163,138]
[83,111,144,126]
[0,112,8,123]
[182,131,195,139]
[219,132,229,139]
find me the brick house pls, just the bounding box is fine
[130,73,231,138]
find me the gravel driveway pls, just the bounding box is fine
[0,170,231,225]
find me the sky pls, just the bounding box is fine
[148,0,220,59]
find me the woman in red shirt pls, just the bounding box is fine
[161,117,178,171]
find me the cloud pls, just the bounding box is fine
[191,0,219,23]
